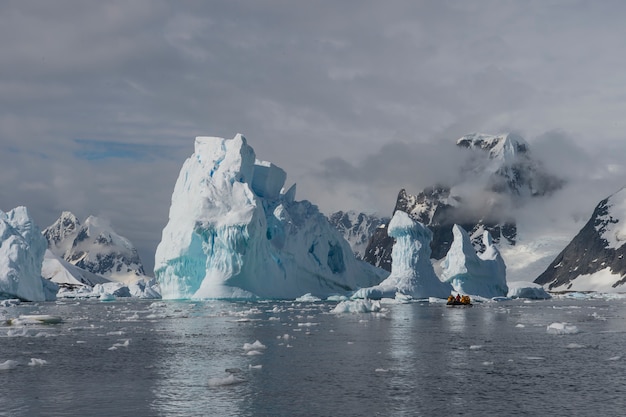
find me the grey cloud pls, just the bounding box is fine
[2,1,626,273]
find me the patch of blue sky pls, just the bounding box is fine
[73,139,175,161]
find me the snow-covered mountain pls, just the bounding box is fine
[155,134,387,300]
[535,187,626,292]
[41,249,111,288]
[363,133,561,271]
[327,211,388,259]
[456,133,563,197]
[44,212,146,283]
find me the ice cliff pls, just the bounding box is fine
[154,134,386,299]
[441,225,508,298]
[352,211,451,300]
[0,207,56,301]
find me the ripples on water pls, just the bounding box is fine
[1,297,626,416]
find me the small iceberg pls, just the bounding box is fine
[547,322,580,335]
[0,360,19,371]
[18,315,63,324]
[331,299,382,314]
[208,374,247,387]
[507,281,551,300]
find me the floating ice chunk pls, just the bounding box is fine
[515,324,525,328]
[297,322,319,327]
[18,315,62,324]
[482,361,494,366]
[208,374,247,387]
[295,293,321,302]
[547,322,580,335]
[249,364,262,370]
[99,293,116,302]
[591,312,607,321]
[565,343,586,349]
[246,350,263,356]
[28,358,47,366]
[608,356,622,361]
[331,299,382,314]
[243,340,266,351]
[0,360,19,371]
[469,345,483,350]
[375,368,389,373]
[7,327,28,337]
[0,299,20,307]
[326,295,349,302]
[109,340,130,350]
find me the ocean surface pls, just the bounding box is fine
[1,296,626,417]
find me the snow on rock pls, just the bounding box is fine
[43,249,160,299]
[351,211,451,300]
[155,134,386,300]
[44,212,146,283]
[441,225,508,298]
[42,249,111,287]
[506,281,551,299]
[328,211,389,260]
[535,186,626,292]
[0,207,55,301]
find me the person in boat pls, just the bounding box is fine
[455,294,461,303]
[447,295,455,303]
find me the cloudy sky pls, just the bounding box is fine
[2,1,626,273]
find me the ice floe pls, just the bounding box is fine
[546,322,580,335]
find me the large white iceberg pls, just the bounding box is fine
[441,224,508,298]
[352,211,451,300]
[155,134,386,299]
[0,207,56,301]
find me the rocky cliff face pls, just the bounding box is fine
[535,187,626,291]
[327,211,388,260]
[363,187,516,270]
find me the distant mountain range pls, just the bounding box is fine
[356,133,563,271]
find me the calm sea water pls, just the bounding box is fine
[1,296,626,417]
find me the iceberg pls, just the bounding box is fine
[507,281,551,300]
[0,207,56,301]
[441,224,508,298]
[155,134,386,299]
[352,211,452,300]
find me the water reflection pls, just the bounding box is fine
[150,301,255,417]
